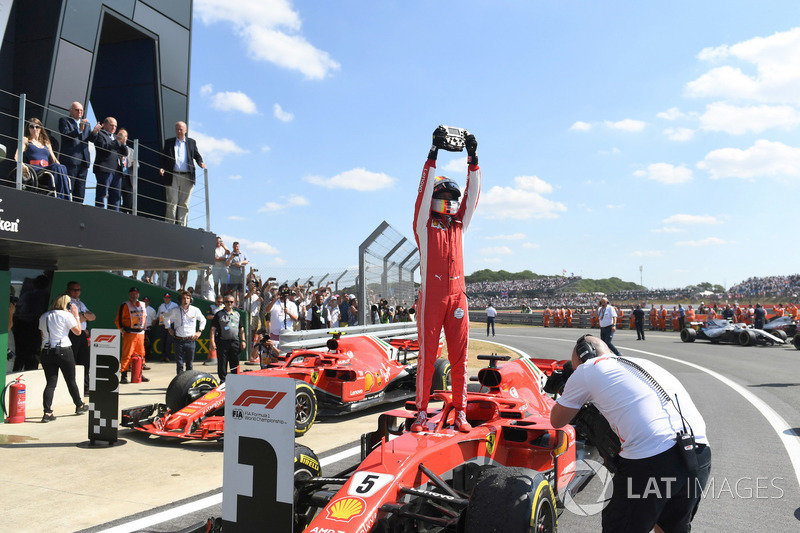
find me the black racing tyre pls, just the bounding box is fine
[738,330,756,347]
[680,328,696,343]
[430,357,452,395]
[770,330,788,342]
[165,370,219,412]
[465,467,557,533]
[294,444,321,531]
[793,333,800,350]
[295,381,318,437]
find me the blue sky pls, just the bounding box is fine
[186,0,800,290]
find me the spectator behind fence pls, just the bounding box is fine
[213,237,230,297]
[159,121,206,226]
[90,117,127,210]
[226,241,249,306]
[15,118,71,199]
[58,101,92,203]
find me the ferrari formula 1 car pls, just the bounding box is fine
[680,318,787,346]
[292,354,595,533]
[121,333,450,439]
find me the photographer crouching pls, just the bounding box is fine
[550,334,711,533]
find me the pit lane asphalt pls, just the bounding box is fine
[2,326,799,532]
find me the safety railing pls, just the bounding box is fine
[278,322,418,353]
[0,90,210,230]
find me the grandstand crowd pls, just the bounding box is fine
[465,274,800,310]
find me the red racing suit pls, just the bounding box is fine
[413,157,480,413]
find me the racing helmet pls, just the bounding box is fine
[431,175,461,216]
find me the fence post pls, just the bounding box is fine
[132,139,139,215]
[203,167,210,232]
[15,93,26,189]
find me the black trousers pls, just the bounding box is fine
[68,330,90,394]
[217,339,241,382]
[40,346,83,412]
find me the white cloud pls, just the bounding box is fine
[220,234,279,255]
[652,227,684,233]
[261,145,271,153]
[699,102,800,134]
[570,121,592,132]
[630,250,663,257]
[598,147,621,155]
[228,174,242,180]
[676,237,728,247]
[303,168,396,191]
[270,257,288,266]
[697,139,800,180]
[480,175,567,220]
[273,103,294,122]
[479,246,513,255]
[258,194,309,212]
[663,214,721,225]
[486,233,526,241]
[522,242,540,249]
[687,27,800,104]
[210,90,258,114]
[195,0,340,80]
[633,163,693,184]
[606,204,624,209]
[657,107,688,121]
[200,83,213,96]
[441,157,468,174]
[663,128,695,141]
[605,119,646,132]
[228,215,245,221]
[190,130,248,165]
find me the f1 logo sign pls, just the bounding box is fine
[95,334,117,343]
[233,390,287,409]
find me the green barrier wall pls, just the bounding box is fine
[0,270,9,423]
[50,272,245,361]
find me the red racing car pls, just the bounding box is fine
[293,354,594,533]
[121,333,450,439]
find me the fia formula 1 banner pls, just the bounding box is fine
[222,375,294,531]
[89,329,121,444]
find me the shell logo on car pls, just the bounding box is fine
[326,497,366,521]
[364,372,374,392]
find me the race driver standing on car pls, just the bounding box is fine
[411,126,480,433]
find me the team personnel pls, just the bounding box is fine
[209,296,246,383]
[164,290,207,375]
[412,127,480,433]
[597,297,621,356]
[114,287,150,383]
[66,281,95,394]
[633,304,646,340]
[551,335,711,533]
[485,302,496,336]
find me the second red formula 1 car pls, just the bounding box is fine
[293,354,594,532]
[122,333,450,439]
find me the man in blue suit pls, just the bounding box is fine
[58,101,92,203]
[90,117,128,210]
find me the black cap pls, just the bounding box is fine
[129,287,139,293]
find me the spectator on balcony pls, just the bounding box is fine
[58,101,91,203]
[90,117,127,209]
[159,121,205,226]
[116,128,137,214]
[16,118,71,199]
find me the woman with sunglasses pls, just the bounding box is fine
[14,118,71,199]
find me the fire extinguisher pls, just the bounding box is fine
[2,376,26,424]
[131,354,143,383]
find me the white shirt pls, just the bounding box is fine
[597,304,617,328]
[557,355,709,459]
[164,305,207,337]
[39,310,78,348]
[70,298,90,330]
[269,299,298,336]
[157,301,178,326]
[486,306,497,318]
[173,138,188,172]
[327,304,341,328]
[145,305,157,328]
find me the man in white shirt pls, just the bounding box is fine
[143,296,157,367]
[264,284,299,346]
[551,334,711,533]
[164,291,207,375]
[485,302,497,337]
[597,297,621,356]
[156,293,178,362]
